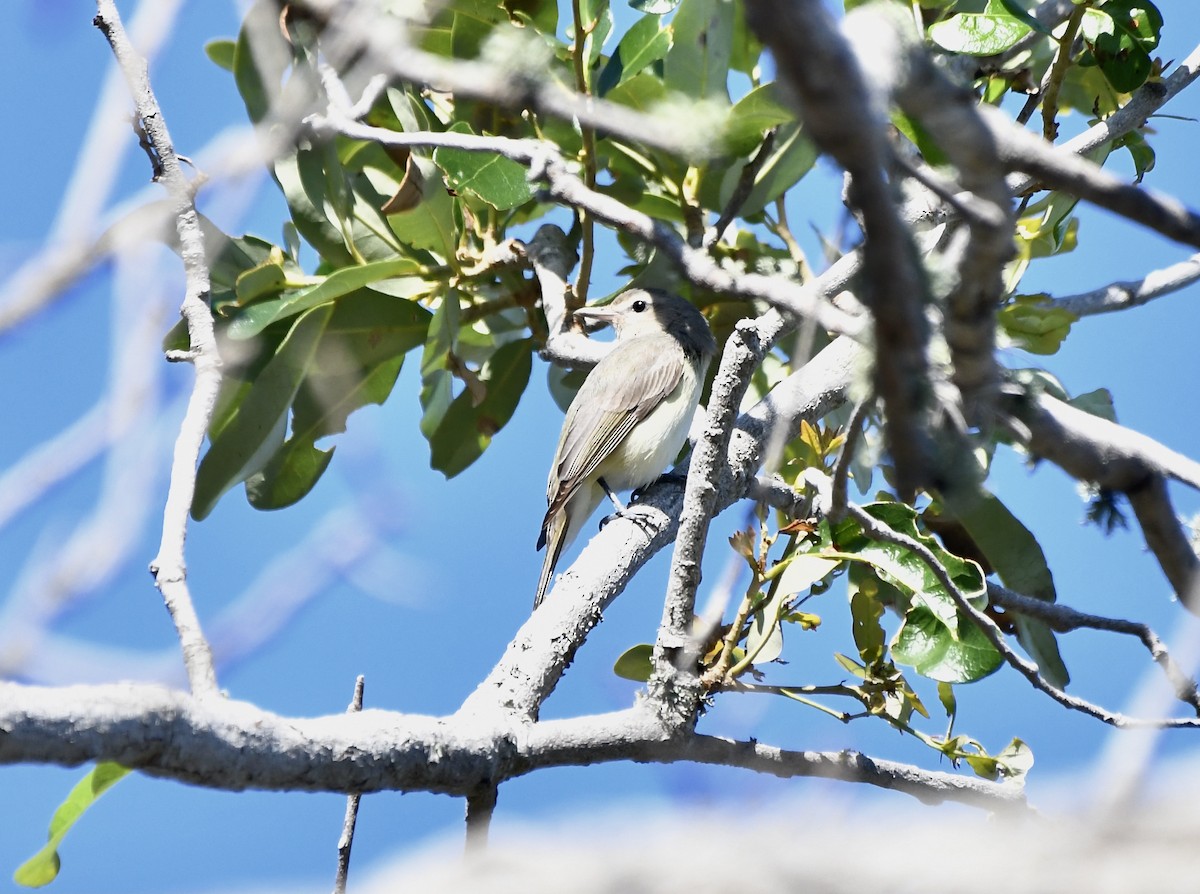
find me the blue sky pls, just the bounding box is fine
[2,1,1199,891]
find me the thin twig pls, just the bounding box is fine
[1048,252,1200,318]
[333,675,366,894]
[988,584,1200,715]
[1040,3,1086,142]
[829,397,873,523]
[709,128,778,244]
[94,0,220,697]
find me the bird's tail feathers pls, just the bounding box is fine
[534,513,567,609]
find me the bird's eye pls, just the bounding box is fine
[632,300,647,312]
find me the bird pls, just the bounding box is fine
[535,288,717,608]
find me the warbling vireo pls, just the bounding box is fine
[535,288,717,607]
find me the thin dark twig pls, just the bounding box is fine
[829,397,873,523]
[988,584,1200,715]
[710,128,778,244]
[333,675,366,894]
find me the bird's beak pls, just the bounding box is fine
[573,304,620,332]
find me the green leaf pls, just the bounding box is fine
[614,643,655,681]
[598,14,673,93]
[245,440,335,510]
[927,0,1033,55]
[937,681,957,718]
[1069,387,1117,422]
[892,604,1004,684]
[723,84,793,157]
[848,569,887,666]
[941,490,1069,689]
[1080,1,1163,93]
[504,0,559,34]
[774,550,841,596]
[434,123,535,210]
[232,0,295,124]
[370,154,459,261]
[998,294,1077,355]
[664,0,733,99]
[831,503,1000,684]
[995,737,1035,779]
[232,252,290,307]
[14,763,131,888]
[1115,128,1156,183]
[246,293,431,509]
[729,123,818,218]
[193,305,334,520]
[274,150,356,266]
[226,258,425,339]
[204,38,236,72]
[833,503,988,624]
[420,290,461,440]
[605,71,669,113]
[430,338,534,476]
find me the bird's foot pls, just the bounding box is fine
[631,471,686,503]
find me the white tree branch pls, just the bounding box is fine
[0,682,1021,811]
[94,0,219,696]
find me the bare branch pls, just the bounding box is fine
[0,682,1021,811]
[1009,42,1200,194]
[94,0,219,696]
[1012,392,1200,493]
[847,4,1013,427]
[651,310,781,729]
[986,105,1200,250]
[988,583,1200,714]
[1049,253,1200,318]
[333,675,366,894]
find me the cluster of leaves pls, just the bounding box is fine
[174,0,823,518]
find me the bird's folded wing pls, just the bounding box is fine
[549,340,685,512]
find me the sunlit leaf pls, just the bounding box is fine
[614,643,655,681]
[14,763,130,888]
[204,38,236,72]
[193,306,334,519]
[227,258,426,339]
[430,338,534,477]
[927,0,1032,55]
[434,123,535,210]
[664,0,733,99]
[998,294,1077,355]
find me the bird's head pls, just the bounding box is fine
[573,288,717,358]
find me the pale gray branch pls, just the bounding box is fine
[651,310,782,729]
[0,682,1021,811]
[1050,253,1200,318]
[94,0,219,696]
